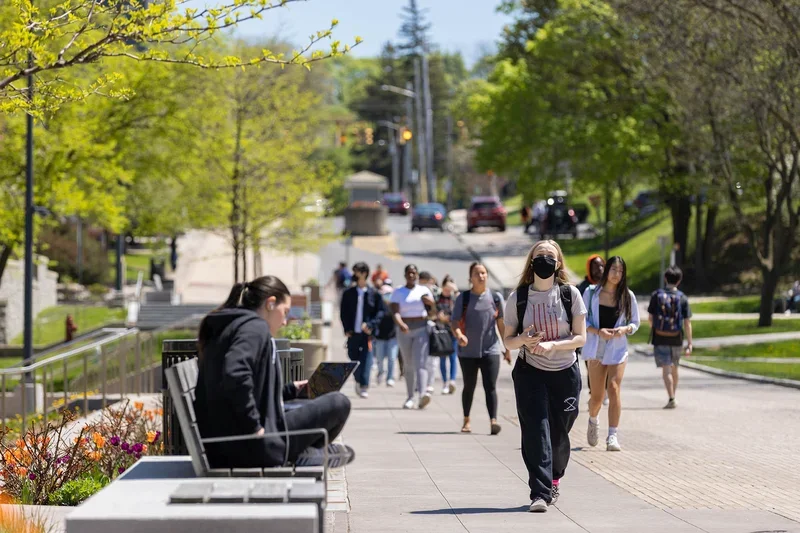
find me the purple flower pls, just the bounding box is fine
[118,467,125,474]
[134,453,142,460]
[121,442,129,451]
[132,443,144,454]
[154,431,161,442]
[28,473,36,480]
[58,454,70,464]
[110,436,120,447]
[126,449,133,455]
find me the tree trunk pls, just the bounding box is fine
[0,244,13,289]
[668,195,692,267]
[758,266,780,327]
[693,194,706,290]
[703,204,718,274]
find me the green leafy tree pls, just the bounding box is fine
[0,0,359,114]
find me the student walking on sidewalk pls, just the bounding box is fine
[373,279,398,387]
[340,262,384,399]
[391,264,436,410]
[649,266,693,409]
[582,256,640,452]
[436,275,459,395]
[451,263,510,435]
[504,240,586,513]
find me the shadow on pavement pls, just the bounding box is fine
[397,431,463,435]
[412,506,529,515]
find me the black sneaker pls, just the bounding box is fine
[550,484,560,505]
[296,443,355,468]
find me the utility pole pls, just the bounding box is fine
[388,117,399,193]
[413,58,428,205]
[405,82,414,198]
[604,182,611,260]
[422,55,435,203]
[446,115,454,211]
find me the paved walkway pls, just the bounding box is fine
[327,326,800,532]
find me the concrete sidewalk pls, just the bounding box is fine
[328,326,800,532]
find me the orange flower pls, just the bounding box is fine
[16,467,26,477]
[92,433,106,449]
[84,450,102,462]
[155,408,163,416]
[3,451,16,467]
[133,402,144,411]
[146,431,157,444]
[14,440,24,449]
[142,444,148,454]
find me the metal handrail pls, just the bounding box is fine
[2,314,202,434]
[2,328,136,375]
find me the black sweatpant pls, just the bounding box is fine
[512,358,581,503]
[459,353,500,419]
[284,392,351,462]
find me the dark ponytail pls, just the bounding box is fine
[198,275,291,356]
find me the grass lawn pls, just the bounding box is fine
[691,296,762,314]
[564,216,674,292]
[10,305,126,347]
[630,319,800,344]
[504,194,524,227]
[108,250,169,285]
[691,341,800,381]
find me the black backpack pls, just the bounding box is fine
[515,284,573,336]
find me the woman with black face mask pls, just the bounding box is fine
[503,240,587,513]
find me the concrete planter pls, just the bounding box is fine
[310,320,325,340]
[290,339,327,378]
[344,206,388,236]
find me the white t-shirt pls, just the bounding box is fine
[503,284,586,371]
[390,285,434,318]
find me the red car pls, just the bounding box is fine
[467,196,506,233]
[382,193,411,215]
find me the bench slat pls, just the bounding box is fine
[288,482,326,503]
[249,483,289,503]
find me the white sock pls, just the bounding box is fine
[608,427,618,437]
[589,416,599,425]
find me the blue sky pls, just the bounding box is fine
[219,0,512,66]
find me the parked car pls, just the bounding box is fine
[382,193,411,215]
[540,191,579,239]
[411,203,447,232]
[467,196,506,233]
[625,190,661,218]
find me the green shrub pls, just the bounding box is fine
[39,225,110,285]
[279,320,311,340]
[48,476,107,506]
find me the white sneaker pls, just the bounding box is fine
[529,498,548,513]
[587,420,599,447]
[448,382,457,394]
[387,379,395,388]
[403,398,414,409]
[606,434,621,452]
[426,386,435,394]
[418,393,432,409]
[441,385,450,395]
[603,395,609,406]
[359,390,369,399]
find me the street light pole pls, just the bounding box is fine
[413,58,428,205]
[23,52,35,367]
[422,55,435,203]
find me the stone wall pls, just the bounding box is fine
[0,256,59,345]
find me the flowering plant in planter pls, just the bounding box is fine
[0,400,164,506]
[0,410,94,505]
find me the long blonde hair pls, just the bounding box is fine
[518,240,570,288]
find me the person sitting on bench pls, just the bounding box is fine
[193,275,355,469]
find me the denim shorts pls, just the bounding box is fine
[654,345,683,368]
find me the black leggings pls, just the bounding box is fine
[284,392,351,462]
[459,354,500,419]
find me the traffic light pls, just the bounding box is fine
[365,127,374,145]
[399,127,413,145]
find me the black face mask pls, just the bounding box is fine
[532,256,557,280]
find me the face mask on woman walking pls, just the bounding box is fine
[502,240,587,513]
